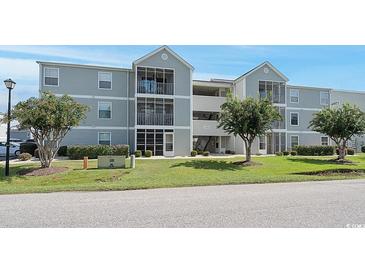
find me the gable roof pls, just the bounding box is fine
[133,45,194,70]
[234,61,289,82]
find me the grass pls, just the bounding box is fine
[1,154,365,195]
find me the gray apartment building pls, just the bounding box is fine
[37,46,365,156]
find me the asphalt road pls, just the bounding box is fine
[1,179,365,227]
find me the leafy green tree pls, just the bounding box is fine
[218,93,281,163]
[9,92,89,168]
[309,103,365,161]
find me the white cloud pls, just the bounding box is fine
[0,46,138,67]
[0,57,38,80]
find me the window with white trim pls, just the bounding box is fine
[98,72,112,89]
[259,136,266,150]
[98,132,111,145]
[98,102,112,119]
[321,136,329,146]
[290,89,299,103]
[320,91,330,106]
[44,67,59,86]
[291,135,299,149]
[290,112,299,126]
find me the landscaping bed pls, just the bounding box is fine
[295,168,365,176]
[17,167,68,176]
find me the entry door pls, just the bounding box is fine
[258,136,267,154]
[164,132,174,156]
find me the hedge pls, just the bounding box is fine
[68,145,129,160]
[336,147,355,156]
[145,150,152,157]
[57,146,68,156]
[295,145,335,156]
[18,153,32,161]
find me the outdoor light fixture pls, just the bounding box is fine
[3,78,16,177]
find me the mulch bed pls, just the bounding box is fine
[327,159,355,165]
[233,161,262,166]
[17,167,69,176]
[296,168,365,176]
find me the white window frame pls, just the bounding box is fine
[291,135,299,149]
[98,101,112,120]
[290,112,299,126]
[259,135,266,151]
[320,91,330,106]
[43,67,59,87]
[290,89,299,104]
[321,136,329,146]
[98,132,111,145]
[98,71,112,90]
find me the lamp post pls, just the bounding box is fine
[3,79,16,176]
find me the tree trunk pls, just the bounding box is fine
[37,144,54,168]
[338,141,346,161]
[244,141,252,162]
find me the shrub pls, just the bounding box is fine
[68,144,129,160]
[145,150,152,157]
[203,151,210,156]
[290,151,297,156]
[296,145,335,156]
[34,148,39,158]
[275,152,283,156]
[18,152,32,161]
[196,149,203,155]
[135,150,142,157]
[347,148,355,155]
[283,151,290,156]
[362,146,365,153]
[57,146,67,156]
[191,150,197,157]
[20,142,37,156]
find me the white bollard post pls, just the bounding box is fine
[130,154,135,169]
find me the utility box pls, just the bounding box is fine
[97,156,126,169]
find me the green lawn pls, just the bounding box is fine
[1,154,365,194]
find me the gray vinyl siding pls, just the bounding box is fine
[245,64,287,98]
[71,98,128,127]
[135,48,191,97]
[287,132,323,148]
[128,72,135,97]
[286,109,317,131]
[175,98,191,126]
[39,65,130,98]
[62,129,128,146]
[174,129,191,155]
[331,90,365,111]
[287,85,331,109]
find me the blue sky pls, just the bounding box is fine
[1,45,365,112]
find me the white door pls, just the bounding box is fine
[164,132,174,156]
[258,136,267,154]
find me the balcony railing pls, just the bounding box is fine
[137,80,174,95]
[137,113,173,126]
